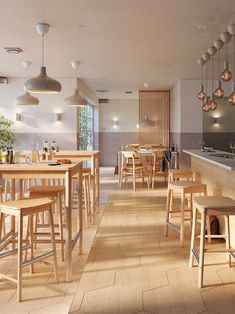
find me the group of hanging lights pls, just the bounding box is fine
[197,24,235,112]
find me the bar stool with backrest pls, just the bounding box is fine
[165,181,207,247]
[189,195,235,288]
[120,151,149,191]
[0,198,58,302]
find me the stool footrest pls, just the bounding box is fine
[0,273,18,284]
[205,249,235,253]
[0,244,31,259]
[22,251,54,267]
[191,248,199,264]
[166,221,180,233]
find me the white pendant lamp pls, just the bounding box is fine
[228,24,235,105]
[64,89,87,107]
[15,92,39,106]
[139,115,155,128]
[64,61,87,106]
[24,23,62,94]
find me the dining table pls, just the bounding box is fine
[0,161,83,283]
[54,150,100,221]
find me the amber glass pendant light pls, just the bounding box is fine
[201,53,211,112]
[220,31,232,82]
[214,39,224,98]
[197,58,206,100]
[207,47,218,111]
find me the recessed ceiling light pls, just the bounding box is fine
[4,47,23,54]
[78,24,86,30]
[143,82,149,88]
[197,24,208,30]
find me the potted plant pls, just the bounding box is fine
[0,115,15,150]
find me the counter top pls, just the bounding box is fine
[183,149,235,171]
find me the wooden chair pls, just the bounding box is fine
[165,181,207,247]
[0,198,58,302]
[151,149,168,189]
[120,151,149,191]
[189,196,235,288]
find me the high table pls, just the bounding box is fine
[54,151,100,220]
[183,149,235,247]
[0,161,83,283]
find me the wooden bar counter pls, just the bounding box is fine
[184,149,235,246]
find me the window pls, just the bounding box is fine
[77,105,94,151]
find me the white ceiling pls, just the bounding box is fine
[0,0,235,98]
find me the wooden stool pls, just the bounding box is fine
[29,186,65,261]
[168,169,194,182]
[72,168,92,228]
[0,198,58,302]
[189,196,235,288]
[165,181,207,247]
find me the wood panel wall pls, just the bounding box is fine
[139,91,170,146]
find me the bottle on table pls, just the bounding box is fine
[32,144,40,163]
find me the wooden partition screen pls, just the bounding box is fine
[139,91,170,146]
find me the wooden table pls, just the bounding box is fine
[55,151,100,219]
[0,161,83,283]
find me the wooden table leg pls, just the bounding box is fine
[95,153,100,211]
[78,163,83,253]
[65,170,72,283]
[11,179,16,249]
[91,156,95,223]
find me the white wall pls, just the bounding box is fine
[99,99,139,133]
[0,77,99,150]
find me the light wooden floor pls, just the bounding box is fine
[2,168,235,314]
[70,168,235,314]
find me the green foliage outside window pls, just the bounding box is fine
[78,105,94,150]
[0,115,15,150]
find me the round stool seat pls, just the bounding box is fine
[1,197,52,212]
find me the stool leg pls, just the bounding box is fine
[180,191,185,247]
[198,211,206,288]
[58,193,65,262]
[48,205,58,283]
[83,179,88,228]
[189,206,197,267]
[164,188,172,236]
[225,215,231,267]
[29,214,35,274]
[17,215,23,302]
[133,171,136,191]
[87,175,92,223]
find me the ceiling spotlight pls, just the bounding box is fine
[22,61,32,69]
[71,60,80,70]
[143,82,149,89]
[4,47,23,54]
[197,24,208,31]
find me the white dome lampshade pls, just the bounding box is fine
[24,66,62,94]
[15,92,39,105]
[139,115,155,128]
[64,89,87,106]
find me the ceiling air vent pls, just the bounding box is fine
[96,89,109,93]
[125,91,133,94]
[99,99,109,104]
[0,77,8,84]
[4,47,23,54]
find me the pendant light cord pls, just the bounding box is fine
[211,55,214,94]
[41,34,44,67]
[201,64,203,85]
[218,49,220,79]
[205,62,207,96]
